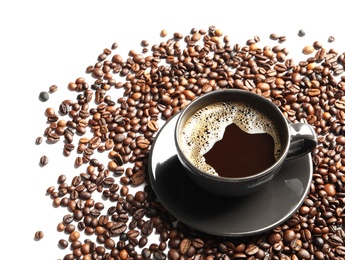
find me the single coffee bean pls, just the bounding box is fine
[303,45,315,55]
[49,85,58,93]
[130,170,146,186]
[69,231,80,241]
[328,234,344,247]
[278,36,286,43]
[298,29,306,37]
[133,208,146,220]
[191,238,204,249]
[110,222,127,235]
[328,35,335,42]
[141,220,153,236]
[153,251,166,260]
[168,249,180,260]
[63,254,74,260]
[283,230,296,243]
[269,33,279,40]
[59,239,69,248]
[47,132,60,142]
[160,29,168,37]
[179,238,192,255]
[39,91,49,102]
[142,248,151,259]
[34,231,44,240]
[63,214,74,225]
[296,248,311,259]
[35,136,42,145]
[59,103,69,115]
[147,120,159,132]
[138,236,148,248]
[245,244,259,256]
[39,155,49,166]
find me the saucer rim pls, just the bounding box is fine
[148,113,313,237]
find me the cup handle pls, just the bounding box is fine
[286,123,317,160]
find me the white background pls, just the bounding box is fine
[1,0,345,259]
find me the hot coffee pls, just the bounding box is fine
[180,101,282,178]
[204,123,275,177]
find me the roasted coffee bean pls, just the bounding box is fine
[328,234,344,247]
[298,29,306,37]
[335,245,345,256]
[328,35,335,42]
[147,120,159,132]
[153,251,166,260]
[69,231,80,241]
[39,155,49,166]
[168,249,180,260]
[290,238,302,251]
[245,244,259,256]
[141,220,153,236]
[269,33,279,40]
[303,45,315,55]
[78,191,91,200]
[296,248,311,259]
[63,254,74,260]
[110,222,127,235]
[59,239,69,248]
[47,132,60,142]
[34,231,44,240]
[63,214,74,225]
[118,213,129,222]
[179,238,192,255]
[59,102,69,115]
[49,85,58,93]
[39,91,49,102]
[131,170,146,186]
[35,136,43,145]
[189,238,203,249]
[133,208,146,220]
[136,139,150,149]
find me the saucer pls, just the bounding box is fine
[148,114,313,237]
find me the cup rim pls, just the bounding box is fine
[174,89,291,182]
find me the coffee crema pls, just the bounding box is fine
[180,101,282,177]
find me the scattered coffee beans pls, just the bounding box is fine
[36,25,345,260]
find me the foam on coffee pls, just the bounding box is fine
[180,101,282,176]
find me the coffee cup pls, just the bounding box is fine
[175,89,317,197]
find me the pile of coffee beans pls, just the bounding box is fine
[37,25,345,260]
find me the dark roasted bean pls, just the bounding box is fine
[39,91,49,102]
[39,155,49,166]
